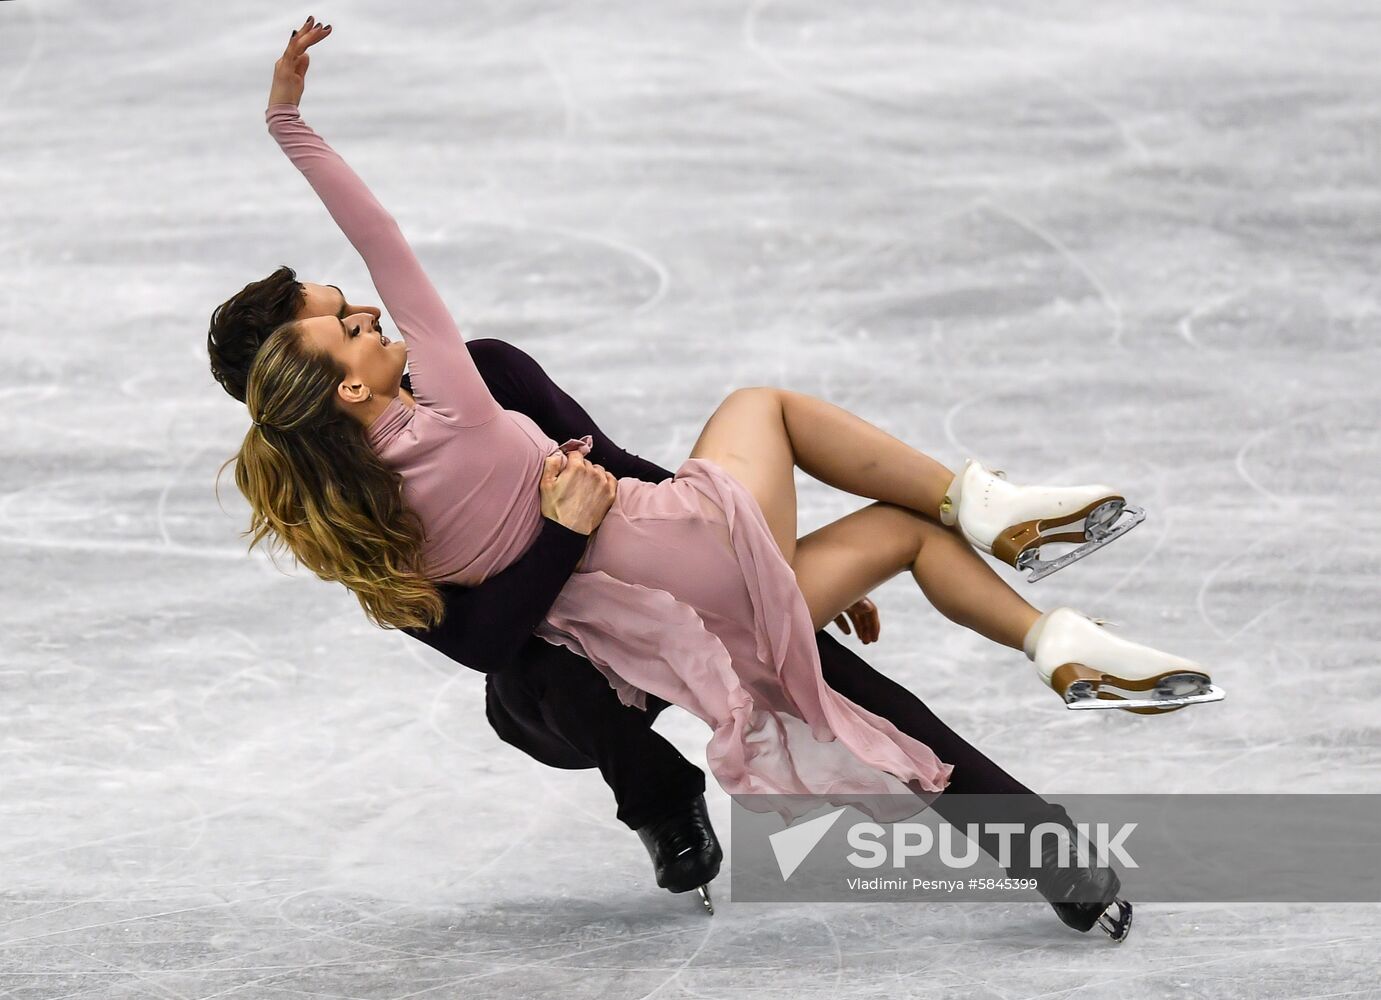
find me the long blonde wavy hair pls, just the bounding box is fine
[218,319,445,630]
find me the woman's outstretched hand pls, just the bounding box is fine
[268,15,332,107]
[833,597,880,644]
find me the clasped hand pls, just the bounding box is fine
[539,451,618,536]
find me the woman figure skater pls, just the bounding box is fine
[231,20,1223,824]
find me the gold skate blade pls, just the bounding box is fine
[1065,685,1226,712]
[992,496,1125,566]
[1015,506,1147,582]
[1064,683,1226,712]
[1052,662,1223,713]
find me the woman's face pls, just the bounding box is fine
[295,281,407,404]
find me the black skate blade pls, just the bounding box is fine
[1065,683,1226,712]
[1098,898,1132,942]
[1021,506,1146,582]
[697,884,715,915]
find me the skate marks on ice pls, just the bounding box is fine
[742,0,1152,169]
[1176,285,1371,355]
[754,196,1133,474]
[398,219,671,343]
[5,888,1377,998]
[5,0,1381,995]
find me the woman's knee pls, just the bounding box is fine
[719,385,782,413]
[912,512,950,551]
[705,387,788,456]
[791,502,927,627]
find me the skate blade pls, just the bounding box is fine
[1016,504,1146,582]
[1098,897,1133,942]
[697,884,715,915]
[1065,682,1227,713]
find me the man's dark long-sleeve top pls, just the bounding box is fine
[400,338,674,672]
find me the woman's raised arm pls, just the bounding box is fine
[265,18,498,425]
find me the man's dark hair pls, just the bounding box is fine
[207,265,305,403]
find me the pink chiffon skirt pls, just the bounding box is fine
[532,443,953,824]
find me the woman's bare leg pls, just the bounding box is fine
[789,502,1042,651]
[688,386,956,562]
[687,386,1038,648]
[688,387,804,562]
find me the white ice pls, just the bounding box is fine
[2,0,1379,996]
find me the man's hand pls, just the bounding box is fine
[833,597,880,644]
[539,451,617,535]
[269,15,332,108]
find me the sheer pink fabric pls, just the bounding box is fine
[535,439,953,822]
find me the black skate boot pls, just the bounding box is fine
[1017,805,1133,942]
[635,794,722,915]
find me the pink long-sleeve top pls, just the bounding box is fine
[265,103,591,584]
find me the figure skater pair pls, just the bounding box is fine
[210,16,1224,938]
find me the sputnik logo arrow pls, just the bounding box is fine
[768,807,847,881]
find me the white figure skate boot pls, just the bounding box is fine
[939,459,1146,581]
[1025,607,1226,713]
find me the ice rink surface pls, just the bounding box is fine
[3,0,1380,996]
